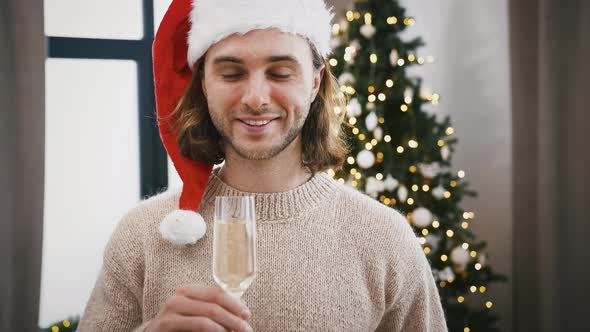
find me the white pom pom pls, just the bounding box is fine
[478,253,487,267]
[346,98,362,117]
[357,150,375,169]
[411,207,433,228]
[365,111,378,131]
[338,72,356,85]
[373,127,383,141]
[425,233,441,251]
[360,24,376,39]
[384,174,399,191]
[160,210,207,246]
[441,145,451,161]
[390,49,399,66]
[432,185,446,199]
[450,246,472,267]
[397,185,408,202]
[350,39,361,50]
[418,162,442,178]
[339,18,349,32]
[330,36,342,49]
[438,266,455,282]
[365,176,385,196]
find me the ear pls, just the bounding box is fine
[311,65,325,101]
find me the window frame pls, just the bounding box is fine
[47,0,168,198]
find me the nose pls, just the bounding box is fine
[241,72,271,111]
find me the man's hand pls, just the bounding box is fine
[145,286,253,332]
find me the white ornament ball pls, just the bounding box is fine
[360,24,376,39]
[365,111,378,131]
[478,253,487,267]
[373,127,383,141]
[160,210,207,246]
[397,185,408,202]
[383,175,399,191]
[411,207,433,228]
[346,98,362,117]
[431,185,446,199]
[338,72,356,85]
[441,145,450,161]
[350,39,361,51]
[357,150,375,169]
[339,18,349,32]
[390,49,399,65]
[450,246,472,267]
[418,162,441,179]
[438,266,455,282]
[425,233,441,252]
[365,176,385,196]
[329,36,342,49]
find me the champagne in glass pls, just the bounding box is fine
[213,196,257,298]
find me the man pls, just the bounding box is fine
[78,0,447,331]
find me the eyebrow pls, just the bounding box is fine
[212,55,301,66]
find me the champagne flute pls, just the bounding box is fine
[213,196,257,299]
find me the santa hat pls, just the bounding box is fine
[153,0,334,246]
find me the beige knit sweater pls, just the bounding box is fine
[78,170,447,331]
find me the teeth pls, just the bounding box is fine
[243,119,271,126]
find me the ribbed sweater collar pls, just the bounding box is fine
[201,168,339,222]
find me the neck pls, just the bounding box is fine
[217,137,313,193]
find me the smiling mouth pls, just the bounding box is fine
[241,119,272,126]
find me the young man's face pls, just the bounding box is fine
[201,29,324,161]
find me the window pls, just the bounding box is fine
[41,0,179,325]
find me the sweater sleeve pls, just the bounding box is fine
[77,213,148,332]
[376,216,448,332]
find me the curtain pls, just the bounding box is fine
[510,0,589,331]
[0,0,45,329]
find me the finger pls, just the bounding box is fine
[177,286,250,319]
[167,295,251,332]
[163,314,228,332]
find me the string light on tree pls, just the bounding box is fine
[403,17,416,26]
[404,87,413,104]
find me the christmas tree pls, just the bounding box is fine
[40,317,79,332]
[327,1,507,331]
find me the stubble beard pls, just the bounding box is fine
[211,107,309,161]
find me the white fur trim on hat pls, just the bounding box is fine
[187,0,334,67]
[160,210,207,246]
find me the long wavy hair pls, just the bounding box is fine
[166,41,349,173]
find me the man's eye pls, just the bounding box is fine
[270,73,291,79]
[222,73,243,79]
